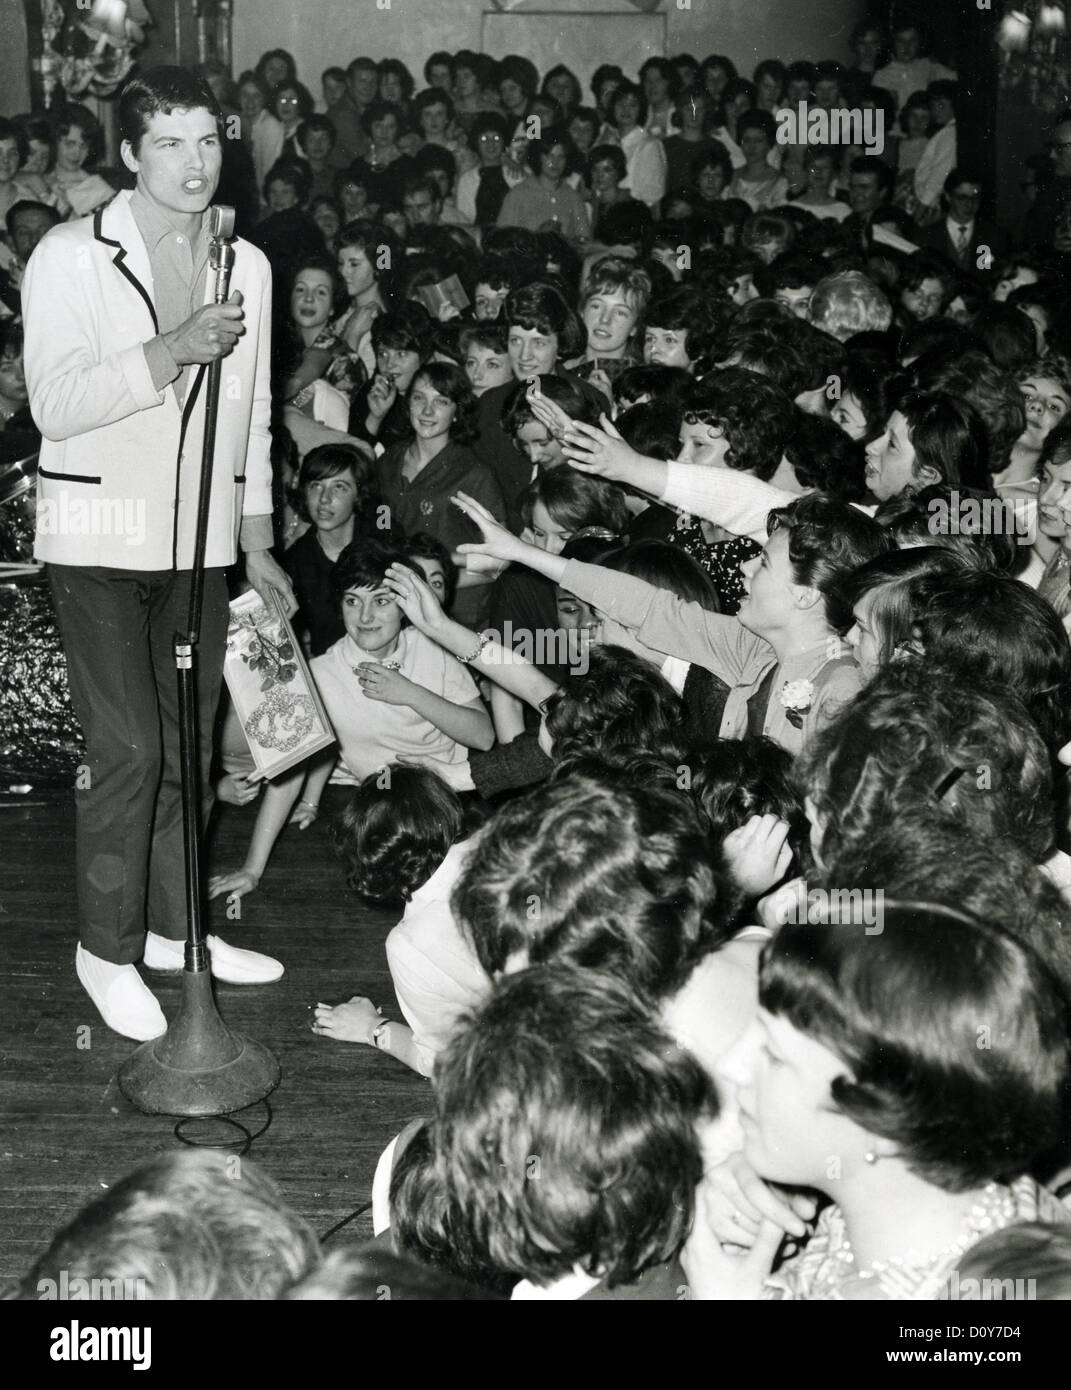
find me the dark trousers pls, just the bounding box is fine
[48,565,228,964]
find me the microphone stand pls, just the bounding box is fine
[119,207,280,1116]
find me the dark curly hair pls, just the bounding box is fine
[542,645,686,764]
[685,367,797,480]
[452,774,720,997]
[766,491,894,632]
[643,284,725,367]
[390,964,715,1289]
[689,736,808,860]
[359,99,406,138]
[800,662,1057,875]
[337,765,467,905]
[905,567,1071,753]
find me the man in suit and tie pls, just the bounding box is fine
[916,168,1009,277]
[23,68,296,1042]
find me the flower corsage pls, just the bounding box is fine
[779,678,815,730]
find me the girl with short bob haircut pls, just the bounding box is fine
[569,256,653,381]
[864,390,992,501]
[349,302,436,447]
[505,281,587,366]
[391,964,716,1297]
[685,902,1071,1299]
[338,767,465,905]
[337,756,463,906]
[642,283,725,373]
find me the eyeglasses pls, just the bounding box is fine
[1046,140,1071,151]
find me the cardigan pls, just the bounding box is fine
[559,558,862,755]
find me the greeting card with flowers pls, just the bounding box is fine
[223,589,335,781]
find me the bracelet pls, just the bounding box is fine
[457,632,493,664]
[297,800,319,815]
[371,1020,393,1049]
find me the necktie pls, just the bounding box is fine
[956,224,970,252]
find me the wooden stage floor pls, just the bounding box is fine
[0,788,433,1284]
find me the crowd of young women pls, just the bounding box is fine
[6,21,1071,1301]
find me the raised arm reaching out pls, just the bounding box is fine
[383,560,558,712]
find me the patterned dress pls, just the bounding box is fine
[764,1177,1070,1300]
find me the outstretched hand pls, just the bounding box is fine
[453,492,527,566]
[561,413,638,482]
[207,868,260,901]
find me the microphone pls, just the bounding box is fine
[207,205,236,304]
[207,204,235,241]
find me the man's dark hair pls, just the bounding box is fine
[849,154,894,197]
[5,199,61,240]
[118,66,222,154]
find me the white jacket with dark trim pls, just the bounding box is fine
[23,189,273,570]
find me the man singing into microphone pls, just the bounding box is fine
[23,67,294,1041]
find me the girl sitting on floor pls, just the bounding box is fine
[208,540,493,902]
[311,765,489,1077]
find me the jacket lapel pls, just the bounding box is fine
[92,192,159,334]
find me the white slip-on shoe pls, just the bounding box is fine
[143,932,284,985]
[76,944,167,1042]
